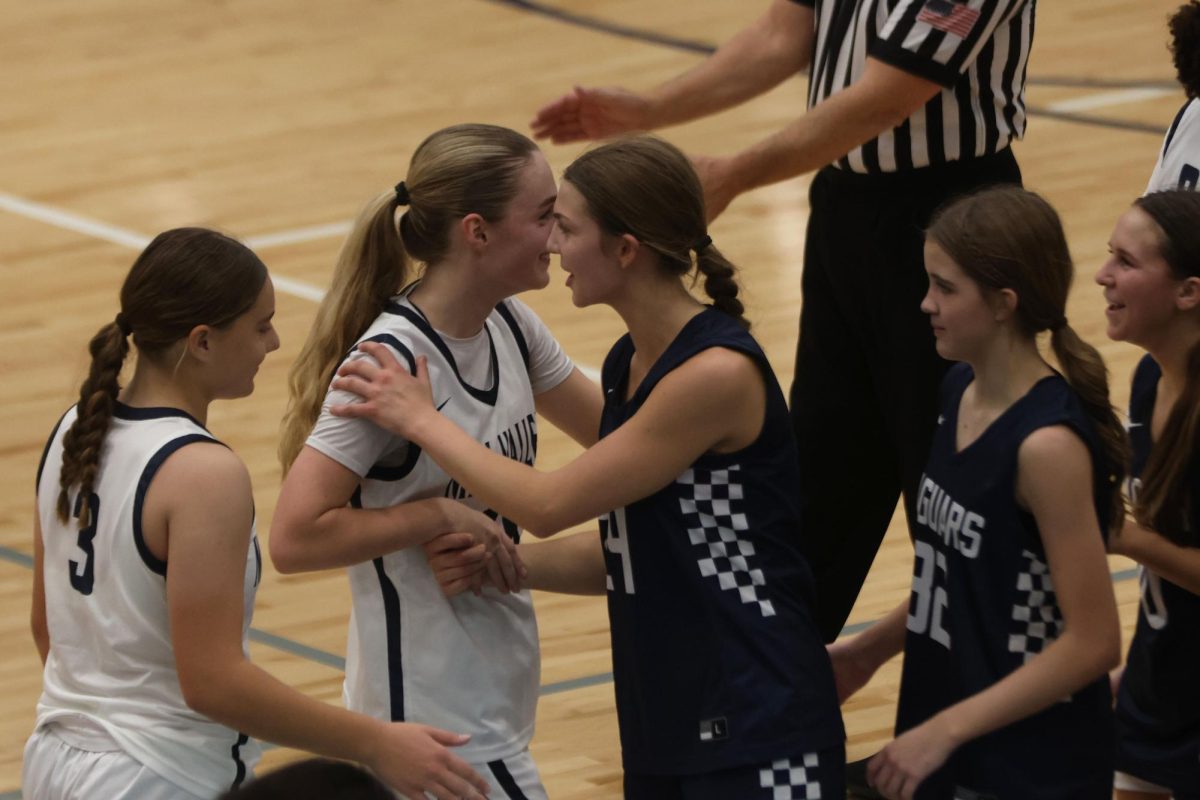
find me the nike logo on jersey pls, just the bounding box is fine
[938,414,945,425]
[1126,421,1143,430]
[436,397,452,412]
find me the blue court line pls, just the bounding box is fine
[1025,107,1168,136]
[0,545,1152,799]
[0,546,33,569]
[484,0,1171,136]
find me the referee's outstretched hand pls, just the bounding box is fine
[530,85,651,144]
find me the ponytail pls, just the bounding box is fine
[694,245,749,329]
[1049,324,1130,530]
[57,322,130,525]
[56,227,265,527]
[278,123,539,473]
[279,192,408,473]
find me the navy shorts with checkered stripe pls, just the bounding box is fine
[623,743,845,800]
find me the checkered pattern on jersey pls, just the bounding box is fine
[1008,549,1064,663]
[759,753,822,799]
[678,466,775,618]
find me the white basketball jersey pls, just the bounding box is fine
[307,294,572,764]
[1147,98,1200,193]
[34,404,262,798]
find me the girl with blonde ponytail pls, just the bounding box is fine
[1098,190,1200,800]
[271,123,600,798]
[323,135,848,798]
[26,228,490,800]
[828,186,1125,799]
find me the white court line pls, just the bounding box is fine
[0,191,151,250]
[1045,87,1177,115]
[0,189,328,303]
[0,189,605,381]
[244,220,353,250]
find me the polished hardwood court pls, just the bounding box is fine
[0,1,1186,796]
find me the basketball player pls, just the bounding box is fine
[826,188,1125,799]
[24,228,490,800]
[271,124,601,800]
[1147,2,1200,193]
[328,135,847,799]
[1099,191,1200,800]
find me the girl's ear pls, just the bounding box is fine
[1177,275,1200,312]
[616,233,640,269]
[991,287,1019,322]
[185,325,213,363]
[460,213,488,250]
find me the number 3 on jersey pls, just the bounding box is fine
[602,507,635,594]
[69,491,100,596]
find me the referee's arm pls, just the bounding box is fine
[699,0,1028,219]
[699,57,941,219]
[640,0,817,129]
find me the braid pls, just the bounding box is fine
[57,321,129,526]
[695,246,749,330]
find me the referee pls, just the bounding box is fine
[532,0,1034,644]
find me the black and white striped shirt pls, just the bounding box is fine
[791,0,1035,173]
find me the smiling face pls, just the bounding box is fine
[206,278,280,399]
[1094,205,1185,348]
[547,180,625,308]
[920,240,1002,362]
[481,151,557,295]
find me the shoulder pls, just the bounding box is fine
[655,346,764,409]
[1017,424,1093,474]
[150,439,251,507]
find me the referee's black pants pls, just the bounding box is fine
[791,148,1022,642]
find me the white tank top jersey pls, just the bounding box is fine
[306,292,573,764]
[1147,97,1200,193]
[33,404,262,798]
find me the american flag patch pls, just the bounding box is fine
[916,0,981,39]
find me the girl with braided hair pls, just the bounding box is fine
[327,135,847,799]
[25,228,489,800]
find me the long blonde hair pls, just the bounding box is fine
[278,124,539,472]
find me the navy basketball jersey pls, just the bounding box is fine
[1115,354,1200,794]
[896,364,1115,800]
[597,308,844,776]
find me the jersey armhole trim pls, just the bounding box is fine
[36,407,73,493]
[357,334,423,481]
[133,433,224,577]
[494,300,531,371]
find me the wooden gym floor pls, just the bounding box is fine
[0,1,1186,796]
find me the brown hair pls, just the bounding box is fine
[1130,190,1200,544]
[1169,1,1200,98]
[278,124,539,473]
[927,186,1129,529]
[57,228,267,526]
[562,135,749,329]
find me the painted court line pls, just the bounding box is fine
[1045,87,1177,114]
[0,545,1148,798]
